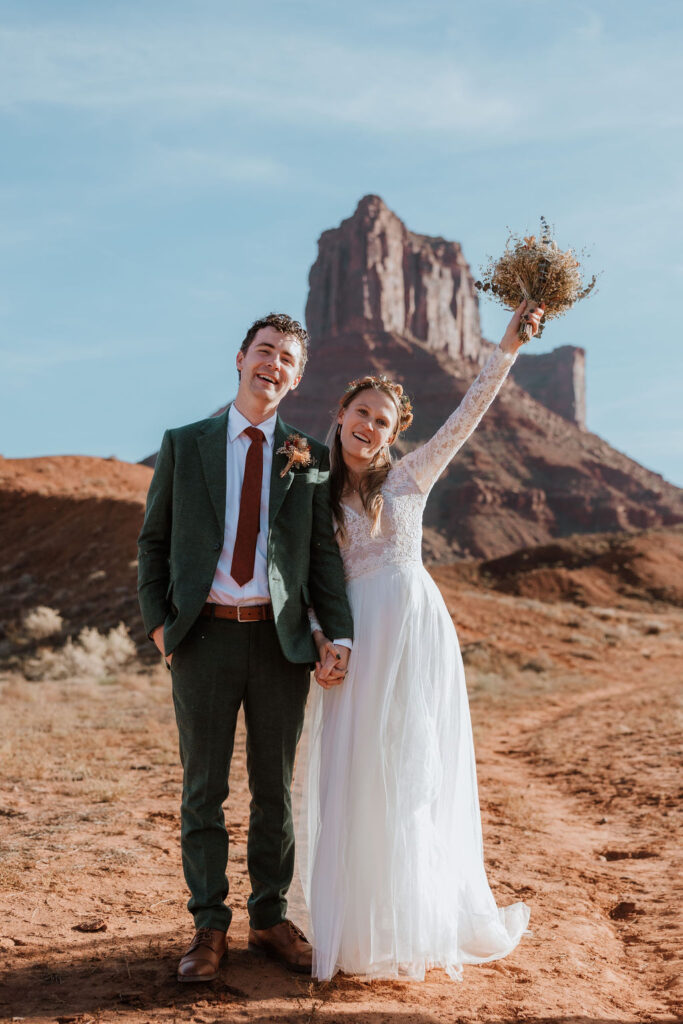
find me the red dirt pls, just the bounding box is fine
[0,456,681,1022]
[0,593,681,1023]
[0,457,152,653]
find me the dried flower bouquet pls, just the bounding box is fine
[475,217,597,342]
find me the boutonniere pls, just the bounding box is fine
[276,434,316,478]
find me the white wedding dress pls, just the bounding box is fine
[294,347,530,982]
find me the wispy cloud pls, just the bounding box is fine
[1,346,107,374]
[142,147,289,188]
[576,8,603,43]
[595,377,683,416]
[0,23,519,136]
[0,13,679,142]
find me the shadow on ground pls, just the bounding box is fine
[0,934,672,1024]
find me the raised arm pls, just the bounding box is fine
[401,301,543,494]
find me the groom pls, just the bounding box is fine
[137,313,352,982]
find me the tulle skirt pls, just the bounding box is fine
[292,563,529,981]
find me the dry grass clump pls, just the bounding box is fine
[21,605,63,640]
[476,216,597,341]
[23,622,136,682]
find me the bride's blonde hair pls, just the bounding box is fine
[328,375,414,543]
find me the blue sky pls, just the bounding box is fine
[1,0,682,483]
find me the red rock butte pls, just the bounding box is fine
[280,195,681,559]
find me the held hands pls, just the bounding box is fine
[313,632,350,689]
[500,300,545,355]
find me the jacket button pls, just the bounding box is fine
[214,542,222,551]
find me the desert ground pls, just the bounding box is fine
[1,574,681,1024]
[0,456,681,1023]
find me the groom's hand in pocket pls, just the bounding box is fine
[315,643,349,689]
[151,625,172,667]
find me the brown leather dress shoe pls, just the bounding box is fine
[248,919,312,974]
[177,927,227,983]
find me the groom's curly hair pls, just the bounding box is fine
[239,313,309,374]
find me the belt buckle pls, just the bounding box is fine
[236,604,251,623]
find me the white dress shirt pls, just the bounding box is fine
[208,404,275,606]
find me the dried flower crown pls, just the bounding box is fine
[343,375,414,434]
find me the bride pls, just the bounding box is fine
[296,300,544,982]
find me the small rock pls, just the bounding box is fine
[0,806,25,818]
[72,918,107,933]
[598,816,608,824]
[521,656,552,673]
[609,901,638,921]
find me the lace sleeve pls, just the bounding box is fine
[401,347,517,494]
[308,606,322,635]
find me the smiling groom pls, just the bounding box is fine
[137,313,353,982]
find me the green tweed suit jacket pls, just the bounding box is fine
[137,406,353,661]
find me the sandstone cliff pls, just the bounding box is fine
[512,345,586,430]
[306,194,483,361]
[305,195,586,428]
[280,197,681,559]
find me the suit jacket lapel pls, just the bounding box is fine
[197,408,229,533]
[269,415,294,525]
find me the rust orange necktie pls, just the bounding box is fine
[230,426,265,586]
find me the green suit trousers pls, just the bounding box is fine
[171,613,310,932]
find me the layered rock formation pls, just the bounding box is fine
[306,194,483,361]
[476,523,683,608]
[511,345,586,430]
[305,194,586,428]
[281,197,682,559]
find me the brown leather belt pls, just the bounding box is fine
[200,602,274,623]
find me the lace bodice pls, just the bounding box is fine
[339,347,516,581]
